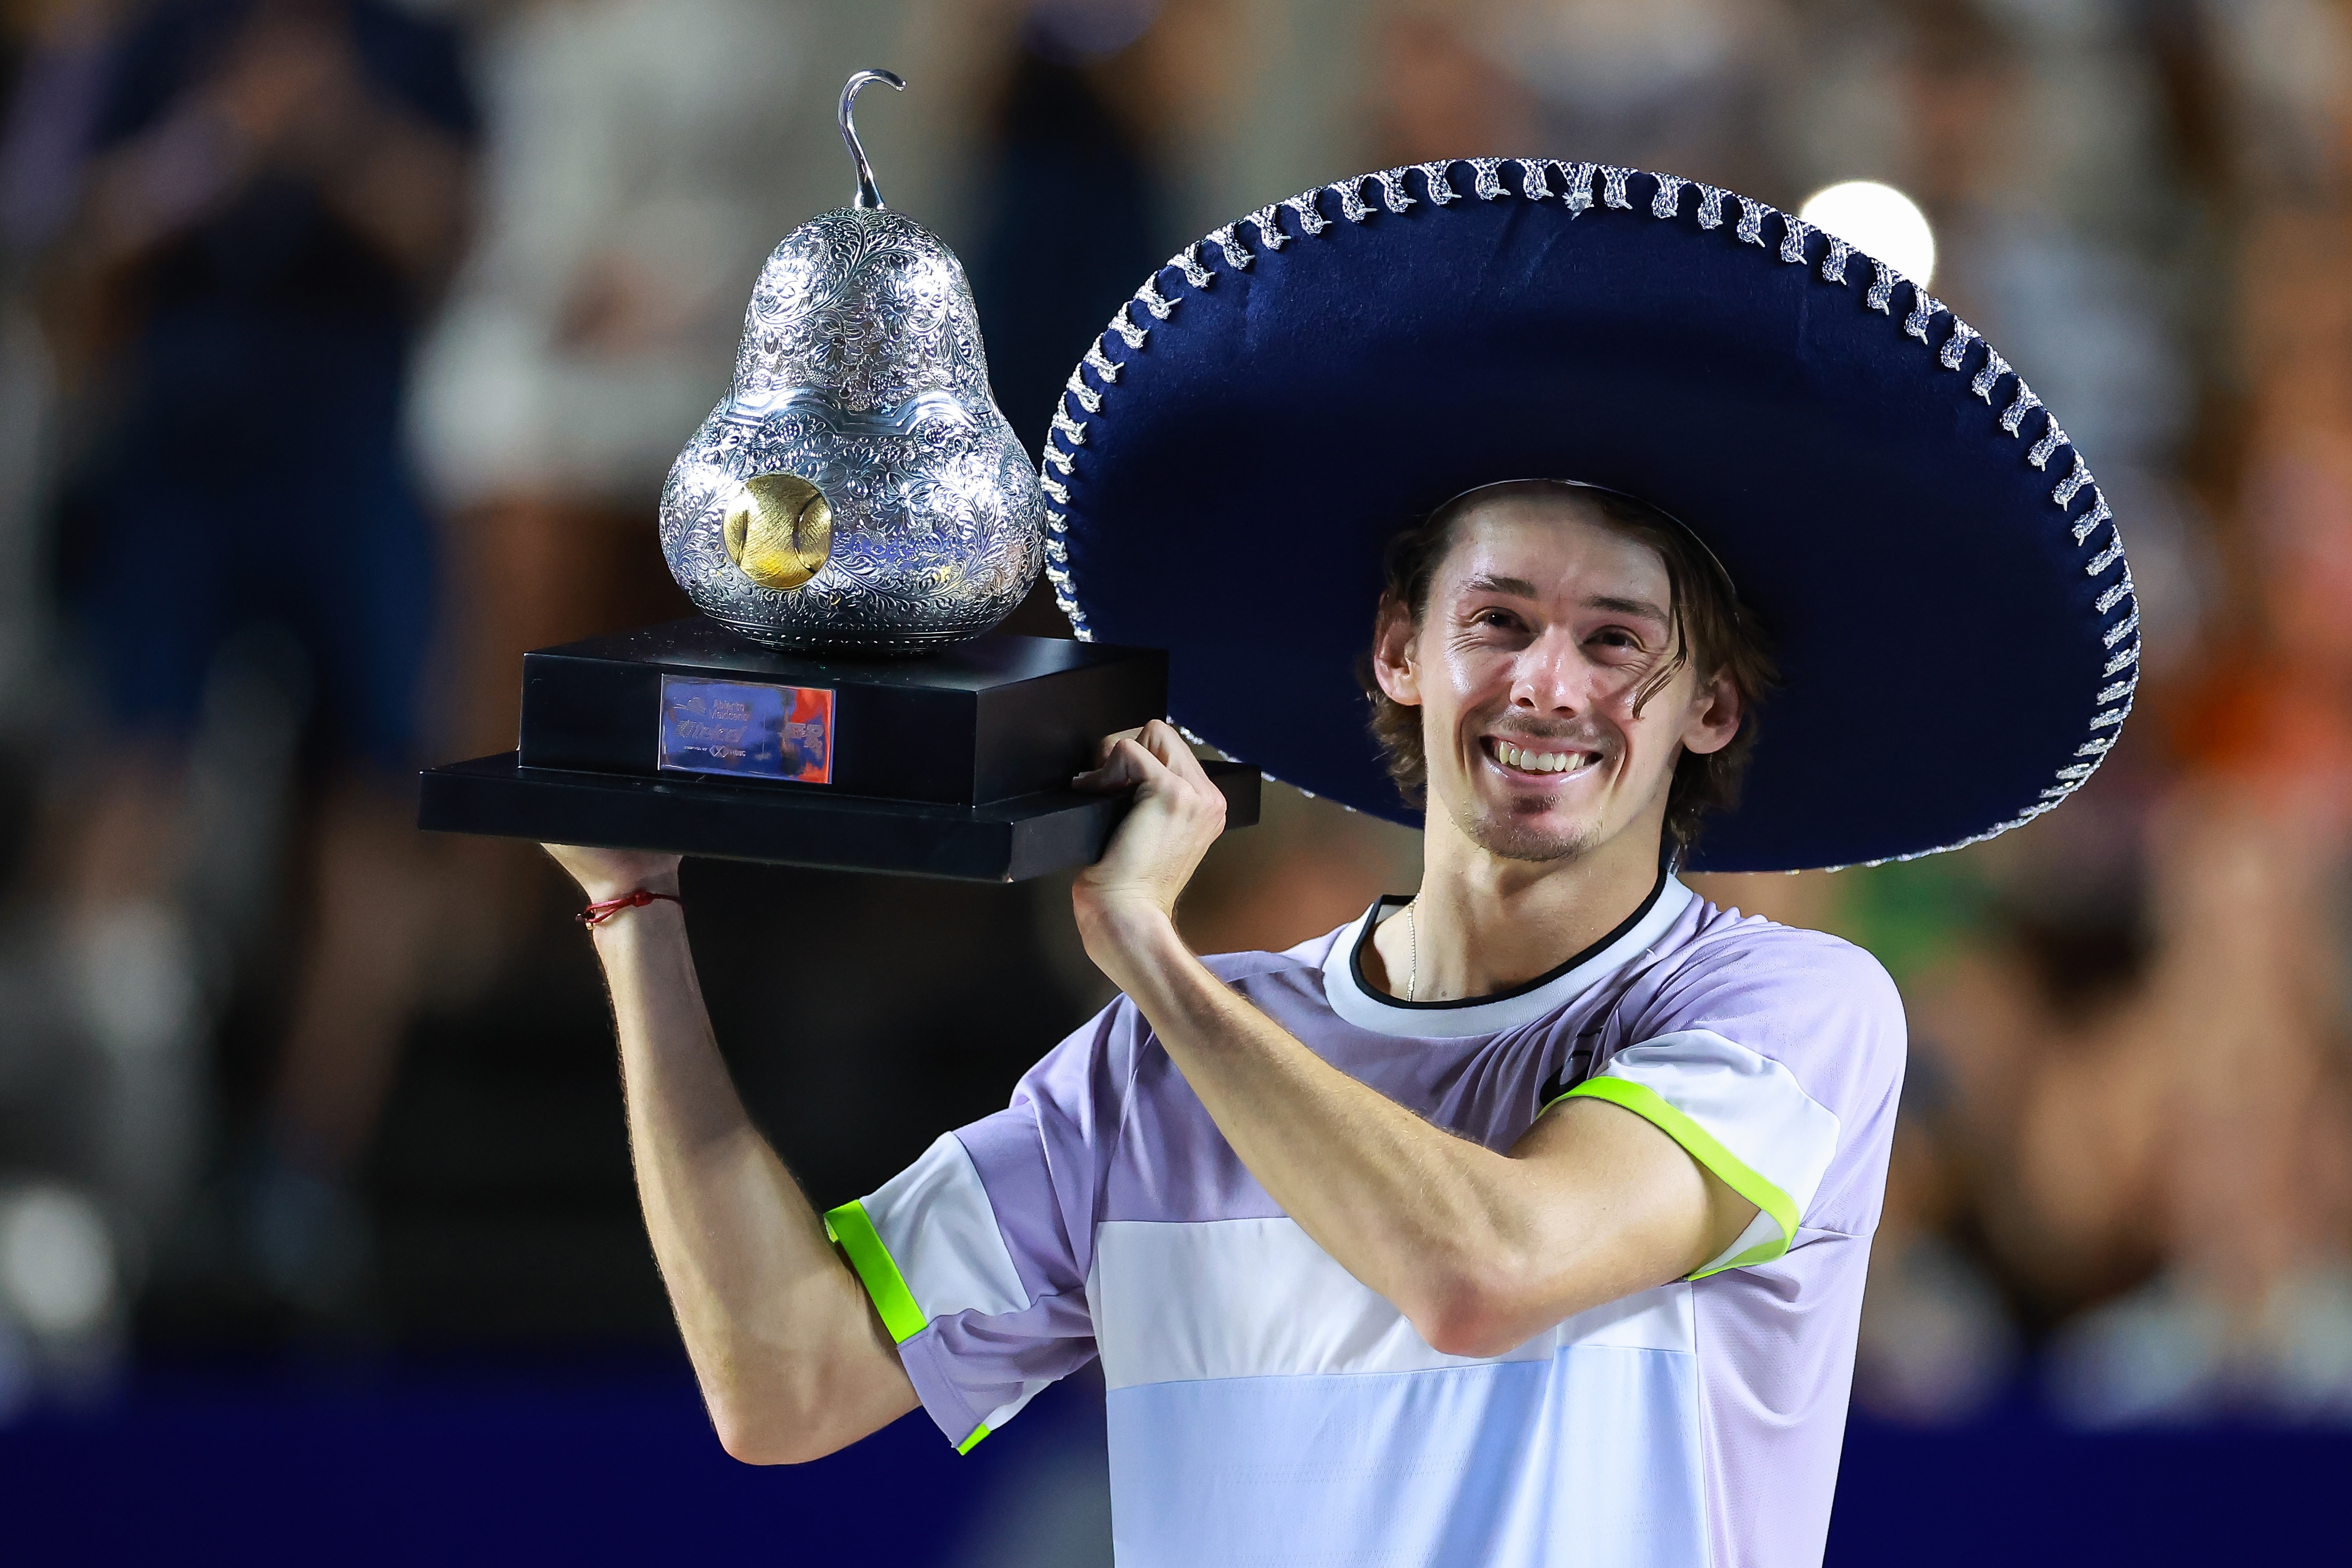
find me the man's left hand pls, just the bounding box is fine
[1070,720,1228,962]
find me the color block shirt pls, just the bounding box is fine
[826,876,1905,1568]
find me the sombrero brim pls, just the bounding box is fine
[1040,161,2136,872]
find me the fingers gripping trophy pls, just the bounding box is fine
[428,71,2137,1568]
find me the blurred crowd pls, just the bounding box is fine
[0,0,2346,1456]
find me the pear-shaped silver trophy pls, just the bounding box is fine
[658,70,1044,654]
[416,70,1256,880]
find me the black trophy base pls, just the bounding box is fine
[415,618,1261,881]
[418,752,1262,883]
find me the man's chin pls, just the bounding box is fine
[1446,797,1601,864]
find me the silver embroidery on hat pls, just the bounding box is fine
[2000,382,2041,436]
[1940,320,1980,370]
[1373,168,1416,212]
[2054,454,2093,507]
[2102,607,2140,648]
[1651,173,1688,217]
[1332,176,1375,224]
[1971,349,2011,402]
[1470,158,1508,200]
[1735,197,1770,244]
[2095,568,2135,614]
[1244,204,1287,249]
[2085,530,2125,578]
[1208,224,1254,269]
[1866,260,1901,313]
[2105,639,2140,676]
[2096,675,2138,704]
[1820,236,1852,282]
[1695,184,1728,229]
[1781,215,1812,263]
[1599,166,1635,209]
[1064,369,1100,414]
[2071,491,2113,545]
[1050,406,1087,446]
[1042,443,1073,475]
[1559,162,1598,213]
[1169,244,1211,289]
[1284,189,1330,235]
[1108,303,1147,349]
[1084,337,1122,381]
[1134,275,1176,320]
[1417,161,1461,203]
[1518,159,1553,201]
[1904,285,1943,343]
[2028,416,2069,470]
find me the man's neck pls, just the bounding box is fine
[1366,806,1669,1004]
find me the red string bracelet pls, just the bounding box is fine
[577,888,684,927]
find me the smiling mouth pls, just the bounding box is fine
[1483,737,1599,777]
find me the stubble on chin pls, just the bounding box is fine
[1445,793,1600,864]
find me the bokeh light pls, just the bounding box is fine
[1798,180,1937,288]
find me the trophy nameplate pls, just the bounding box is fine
[418,619,1260,883]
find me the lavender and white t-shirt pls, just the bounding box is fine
[825,875,1906,1568]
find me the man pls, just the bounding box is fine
[551,477,1896,1561]
[546,154,2136,1567]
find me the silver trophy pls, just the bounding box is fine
[418,71,1259,880]
[656,70,1046,654]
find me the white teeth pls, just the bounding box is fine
[1496,741,1588,774]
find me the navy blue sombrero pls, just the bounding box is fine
[1038,160,2137,872]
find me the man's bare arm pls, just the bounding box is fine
[548,846,917,1462]
[1071,726,1757,1357]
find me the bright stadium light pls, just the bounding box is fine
[1798,181,1936,289]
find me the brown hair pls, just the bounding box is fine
[1357,481,1777,853]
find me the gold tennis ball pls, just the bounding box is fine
[723,472,834,591]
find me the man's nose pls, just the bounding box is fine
[1509,628,1589,714]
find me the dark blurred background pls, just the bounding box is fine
[0,0,2347,1560]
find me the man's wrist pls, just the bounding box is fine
[579,869,683,908]
[1075,895,1184,984]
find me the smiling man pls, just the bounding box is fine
[545,158,2138,1568]
[547,479,1901,1567]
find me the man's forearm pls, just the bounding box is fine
[590,899,914,1461]
[1093,908,1729,1355]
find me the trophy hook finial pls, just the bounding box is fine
[839,69,906,211]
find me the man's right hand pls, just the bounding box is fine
[543,844,682,904]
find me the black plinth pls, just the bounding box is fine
[417,619,1260,882]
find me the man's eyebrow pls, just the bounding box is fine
[1463,573,1542,597]
[1583,593,1670,622]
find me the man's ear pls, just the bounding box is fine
[1680,669,1742,757]
[1371,599,1422,707]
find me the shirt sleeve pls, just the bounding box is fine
[824,999,1134,1453]
[1553,925,1905,1279]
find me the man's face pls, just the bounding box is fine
[1373,496,1741,864]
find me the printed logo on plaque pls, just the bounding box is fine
[658,676,834,784]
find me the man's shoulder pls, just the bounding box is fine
[1671,901,1901,1010]
[1197,925,1350,991]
